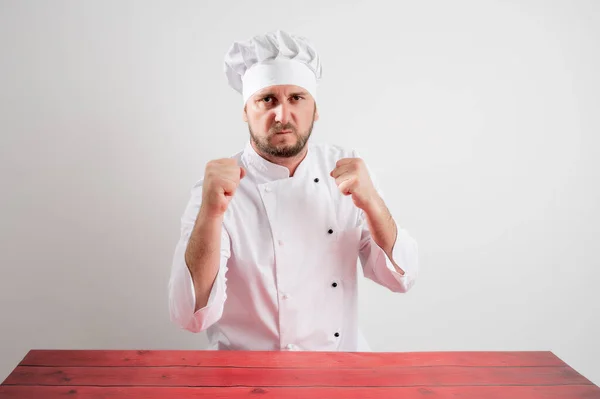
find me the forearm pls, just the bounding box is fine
[363,196,404,275]
[185,206,224,311]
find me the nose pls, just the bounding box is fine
[274,102,291,125]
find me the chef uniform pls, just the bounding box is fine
[168,30,419,351]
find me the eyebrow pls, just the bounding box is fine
[257,91,308,98]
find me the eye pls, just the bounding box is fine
[291,95,304,101]
[262,96,274,103]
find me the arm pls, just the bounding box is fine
[357,201,419,293]
[331,154,419,293]
[168,180,231,333]
[169,158,243,332]
[186,209,227,311]
[362,194,405,276]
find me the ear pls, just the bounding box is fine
[314,105,319,121]
[242,104,248,122]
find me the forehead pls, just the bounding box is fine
[252,84,308,98]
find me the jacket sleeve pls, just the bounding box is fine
[168,179,230,333]
[354,150,419,293]
[358,213,419,293]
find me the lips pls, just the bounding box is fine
[276,130,293,134]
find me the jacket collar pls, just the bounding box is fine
[241,140,312,183]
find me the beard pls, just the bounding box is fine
[248,110,316,158]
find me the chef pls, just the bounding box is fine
[168,30,419,351]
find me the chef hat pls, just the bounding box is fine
[224,30,322,104]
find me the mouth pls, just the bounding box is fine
[275,130,293,135]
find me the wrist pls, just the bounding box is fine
[362,193,386,217]
[198,204,225,224]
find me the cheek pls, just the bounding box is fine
[251,115,273,133]
[300,110,315,126]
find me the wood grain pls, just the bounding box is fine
[1,385,600,399]
[2,350,598,399]
[18,350,568,368]
[3,365,589,387]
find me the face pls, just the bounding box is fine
[243,85,319,158]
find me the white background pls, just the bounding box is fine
[1,0,598,385]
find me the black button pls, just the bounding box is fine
[328,229,333,234]
[334,332,340,338]
[314,178,319,183]
[332,282,338,288]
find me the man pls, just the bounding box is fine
[169,30,418,351]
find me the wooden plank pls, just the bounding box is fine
[1,385,600,399]
[3,365,591,387]
[18,350,567,368]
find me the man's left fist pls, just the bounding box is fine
[330,158,378,211]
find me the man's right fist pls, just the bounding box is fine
[201,159,246,218]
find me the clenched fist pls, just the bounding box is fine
[201,159,246,218]
[330,158,378,211]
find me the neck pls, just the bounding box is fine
[251,142,308,177]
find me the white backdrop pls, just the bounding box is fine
[1,0,598,385]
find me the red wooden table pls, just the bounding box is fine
[1,350,599,398]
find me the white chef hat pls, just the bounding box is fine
[224,30,322,104]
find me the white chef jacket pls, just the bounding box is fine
[168,140,419,351]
